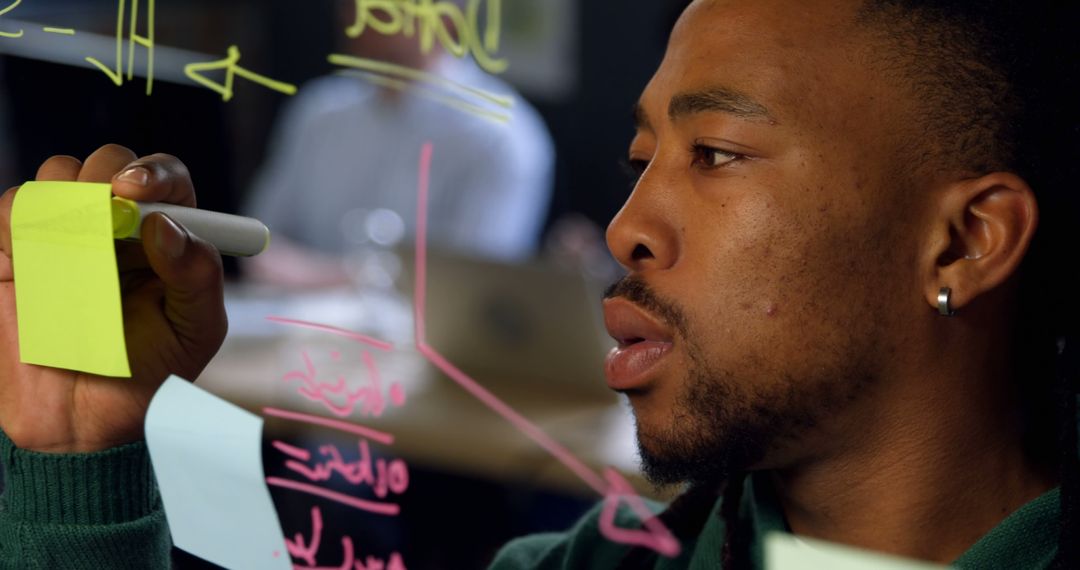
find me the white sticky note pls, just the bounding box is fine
[146,376,290,570]
[765,532,950,570]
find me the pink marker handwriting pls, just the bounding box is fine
[268,141,679,564]
[264,407,395,446]
[270,307,410,565]
[287,506,407,570]
[267,477,400,517]
[282,349,406,418]
[267,316,395,352]
[274,439,410,499]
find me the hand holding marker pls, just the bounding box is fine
[111,197,270,257]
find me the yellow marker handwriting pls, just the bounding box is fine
[328,53,513,109]
[346,0,507,74]
[5,0,511,109]
[337,69,509,124]
[0,0,24,39]
[85,0,155,95]
[185,45,298,102]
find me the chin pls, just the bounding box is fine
[633,413,762,487]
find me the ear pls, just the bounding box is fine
[922,172,1038,314]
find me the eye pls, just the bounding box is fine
[692,144,742,169]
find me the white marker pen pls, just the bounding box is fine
[111,197,270,257]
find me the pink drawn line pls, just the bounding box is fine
[273,440,312,461]
[266,316,394,351]
[600,468,680,557]
[417,344,606,494]
[413,143,432,345]
[263,407,395,446]
[411,142,680,557]
[413,142,604,494]
[266,477,400,516]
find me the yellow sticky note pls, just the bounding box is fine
[11,181,130,377]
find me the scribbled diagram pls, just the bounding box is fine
[260,143,679,568]
[0,0,513,120]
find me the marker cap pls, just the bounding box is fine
[109,196,270,257]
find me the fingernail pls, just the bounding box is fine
[155,215,187,259]
[116,166,149,186]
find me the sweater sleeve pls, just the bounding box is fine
[0,430,170,569]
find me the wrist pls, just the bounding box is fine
[2,416,142,454]
[0,428,159,524]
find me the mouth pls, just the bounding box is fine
[602,297,675,391]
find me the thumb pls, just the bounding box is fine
[141,212,228,365]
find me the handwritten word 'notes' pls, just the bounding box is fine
[765,533,948,570]
[146,376,291,570]
[11,181,129,377]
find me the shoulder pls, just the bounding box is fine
[489,532,573,570]
[276,75,377,130]
[295,75,374,109]
[488,498,670,570]
[434,57,554,156]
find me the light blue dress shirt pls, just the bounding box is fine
[246,56,556,262]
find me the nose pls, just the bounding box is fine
[605,175,680,274]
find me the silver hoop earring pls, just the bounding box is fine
[937,287,956,316]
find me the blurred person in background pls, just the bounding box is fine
[243,0,555,288]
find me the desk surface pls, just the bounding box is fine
[196,286,653,499]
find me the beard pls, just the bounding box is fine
[606,276,874,488]
[634,350,812,488]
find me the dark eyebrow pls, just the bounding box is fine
[668,87,773,123]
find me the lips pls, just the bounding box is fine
[602,297,675,391]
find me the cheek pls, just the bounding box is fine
[694,195,807,313]
[678,196,882,371]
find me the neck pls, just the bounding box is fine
[771,323,1057,563]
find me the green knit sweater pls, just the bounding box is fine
[490,475,1062,569]
[0,431,169,569]
[0,429,1063,569]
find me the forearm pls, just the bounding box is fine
[0,429,170,569]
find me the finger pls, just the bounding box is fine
[77,144,139,183]
[35,155,83,181]
[111,153,196,208]
[140,213,227,367]
[0,187,15,278]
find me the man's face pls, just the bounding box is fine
[604,0,929,485]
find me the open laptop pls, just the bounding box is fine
[398,248,618,402]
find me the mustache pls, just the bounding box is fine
[603,276,689,337]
